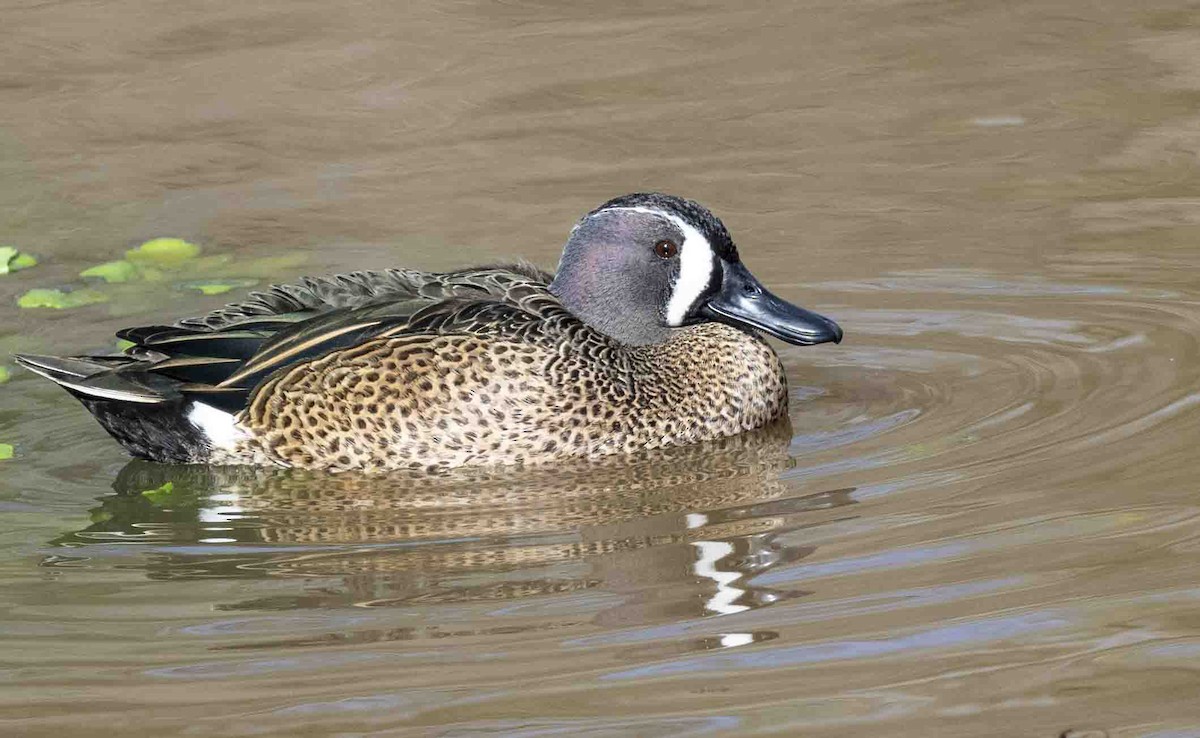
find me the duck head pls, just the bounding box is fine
[550,192,844,347]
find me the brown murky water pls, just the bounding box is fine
[3,1,1200,736]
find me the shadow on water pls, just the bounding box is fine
[45,418,856,636]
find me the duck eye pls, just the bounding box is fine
[653,240,679,259]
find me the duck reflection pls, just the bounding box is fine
[53,418,855,627]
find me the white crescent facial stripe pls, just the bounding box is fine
[587,206,714,327]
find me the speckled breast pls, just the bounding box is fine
[221,323,788,472]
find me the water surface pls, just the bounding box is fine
[3,1,1200,736]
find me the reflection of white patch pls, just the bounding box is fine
[590,206,714,326]
[199,490,244,524]
[719,632,754,648]
[692,539,749,615]
[187,401,248,449]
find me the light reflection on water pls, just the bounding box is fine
[601,610,1072,680]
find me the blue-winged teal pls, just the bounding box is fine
[17,193,842,472]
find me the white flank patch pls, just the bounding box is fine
[590,206,714,326]
[187,401,248,449]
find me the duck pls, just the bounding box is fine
[16,192,842,472]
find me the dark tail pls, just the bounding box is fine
[15,354,213,463]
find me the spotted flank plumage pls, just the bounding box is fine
[18,193,842,471]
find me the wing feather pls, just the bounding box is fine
[88,265,567,416]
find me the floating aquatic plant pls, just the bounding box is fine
[0,444,13,461]
[140,481,176,505]
[33,237,305,315]
[80,260,140,284]
[17,287,109,309]
[0,366,10,384]
[80,238,202,284]
[125,238,201,267]
[180,278,260,296]
[0,246,38,275]
[79,239,301,290]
